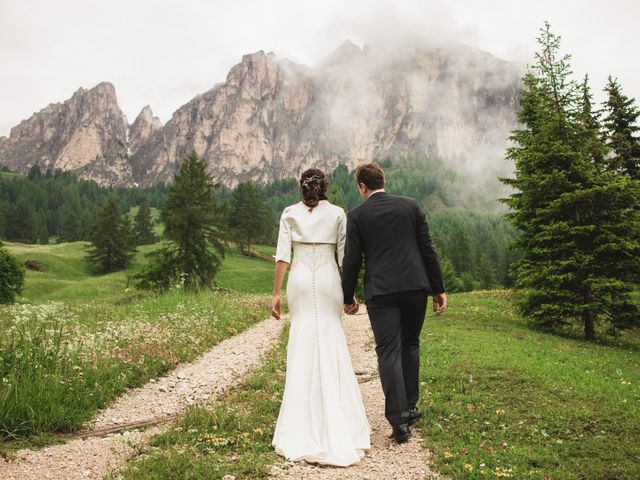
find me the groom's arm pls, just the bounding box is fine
[342,211,363,305]
[414,200,445,294]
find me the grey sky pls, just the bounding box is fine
[1,0,638,137]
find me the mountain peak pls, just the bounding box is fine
[322,39,364,66]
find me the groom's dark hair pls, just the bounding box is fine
[355,163,385,190]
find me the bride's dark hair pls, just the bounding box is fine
[300,168,329,211]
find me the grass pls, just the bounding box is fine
[0,171,24,178]
[108,324,288,480]
[419,290,640,479]
[217,245,278,294]
[4,241,160,303]
[0,240,278,445]
[4,240,277,302]
[6,242,634,480]
[0,290,271,443]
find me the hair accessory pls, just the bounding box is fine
[301,174,323,188]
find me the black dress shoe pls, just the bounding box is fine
[408,407,423,426]
[392,423,411,443]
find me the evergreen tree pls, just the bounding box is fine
[500,23,640,339]
[133,202,157,245]
[477,254,498,290]
[579,74,608,171]
[450,225,473,274]
[36,210,49,245]
[440,257,464,293]
[0,241,25,304]
[7,195,38,243]
[602,77,640,179]
[58,205,82,242]
[136,151,225,291]
[227,182,273,251]
[85,197,136,272]
[0,200,9,238]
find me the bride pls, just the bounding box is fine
[271,168,371,466]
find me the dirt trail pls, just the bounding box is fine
[269,310,444,480]
[0,317,283,480]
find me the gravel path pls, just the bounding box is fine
[0,317,284,480]
[269,310,444,480]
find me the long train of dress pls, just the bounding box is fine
[272,242,371,466]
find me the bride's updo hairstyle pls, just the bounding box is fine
[300,168,329,211]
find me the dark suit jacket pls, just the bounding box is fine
[342,192,445,304]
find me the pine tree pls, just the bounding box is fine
[36,210,49,245]
[0,240,25,304]
[227,182,273,251]
[602,77,640,179]
[579,75,608,171]
[133,202,157,245]
[85,197,136,272]
[450,225,473,274]
[500,23,640,339]
[136,151,225,291]
[7,195,38,243]
[478,254,498,290]
[440,257,464,293]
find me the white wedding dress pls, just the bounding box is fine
[272,200,371,467]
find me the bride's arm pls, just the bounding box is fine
[272,209,292,320]
[271,261,288,320]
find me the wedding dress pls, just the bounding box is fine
[272,200,371,467]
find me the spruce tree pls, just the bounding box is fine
[85,197,136,273]
[500,23,640,339]
[0,240,25,304]
[136,151,225,291]
[133,202,157,245]
[7,196,38,243]
[478,254,498,290]
[602,77,640,179]
[227,181,273,251]
[580,74,607,171]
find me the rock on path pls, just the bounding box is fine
[0,317,283,480]
[269,311,444,480]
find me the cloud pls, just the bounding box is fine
[0,0,638,137]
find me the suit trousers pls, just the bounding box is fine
[365,289,428,426]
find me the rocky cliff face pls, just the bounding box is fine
[0,42,521,187]
[128,105,162,159]
[0,82,134,185]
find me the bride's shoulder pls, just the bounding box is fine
[281,201,305,216]
[322,201,346,217]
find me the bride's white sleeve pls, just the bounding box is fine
[275,210,292,263]
[337,208,347,268]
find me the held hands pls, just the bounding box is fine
[271,294,282,320]
[343,299,359,315]
[432,292,447,316]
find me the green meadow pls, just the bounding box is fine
[419,290,640,480]
[1,240,639,479]
[109,289,640,480]
[0,240,276,446]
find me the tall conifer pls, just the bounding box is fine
[227,182,273,251]
[602,77,640,179]
[85,197,136,272]
[136,151,225,291]
[133,201,157,245]
[501,23,640,339]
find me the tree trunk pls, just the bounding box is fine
[584,312,595,340]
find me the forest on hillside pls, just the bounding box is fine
[0,155,519,292]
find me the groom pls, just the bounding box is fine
[342,163,447,444]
